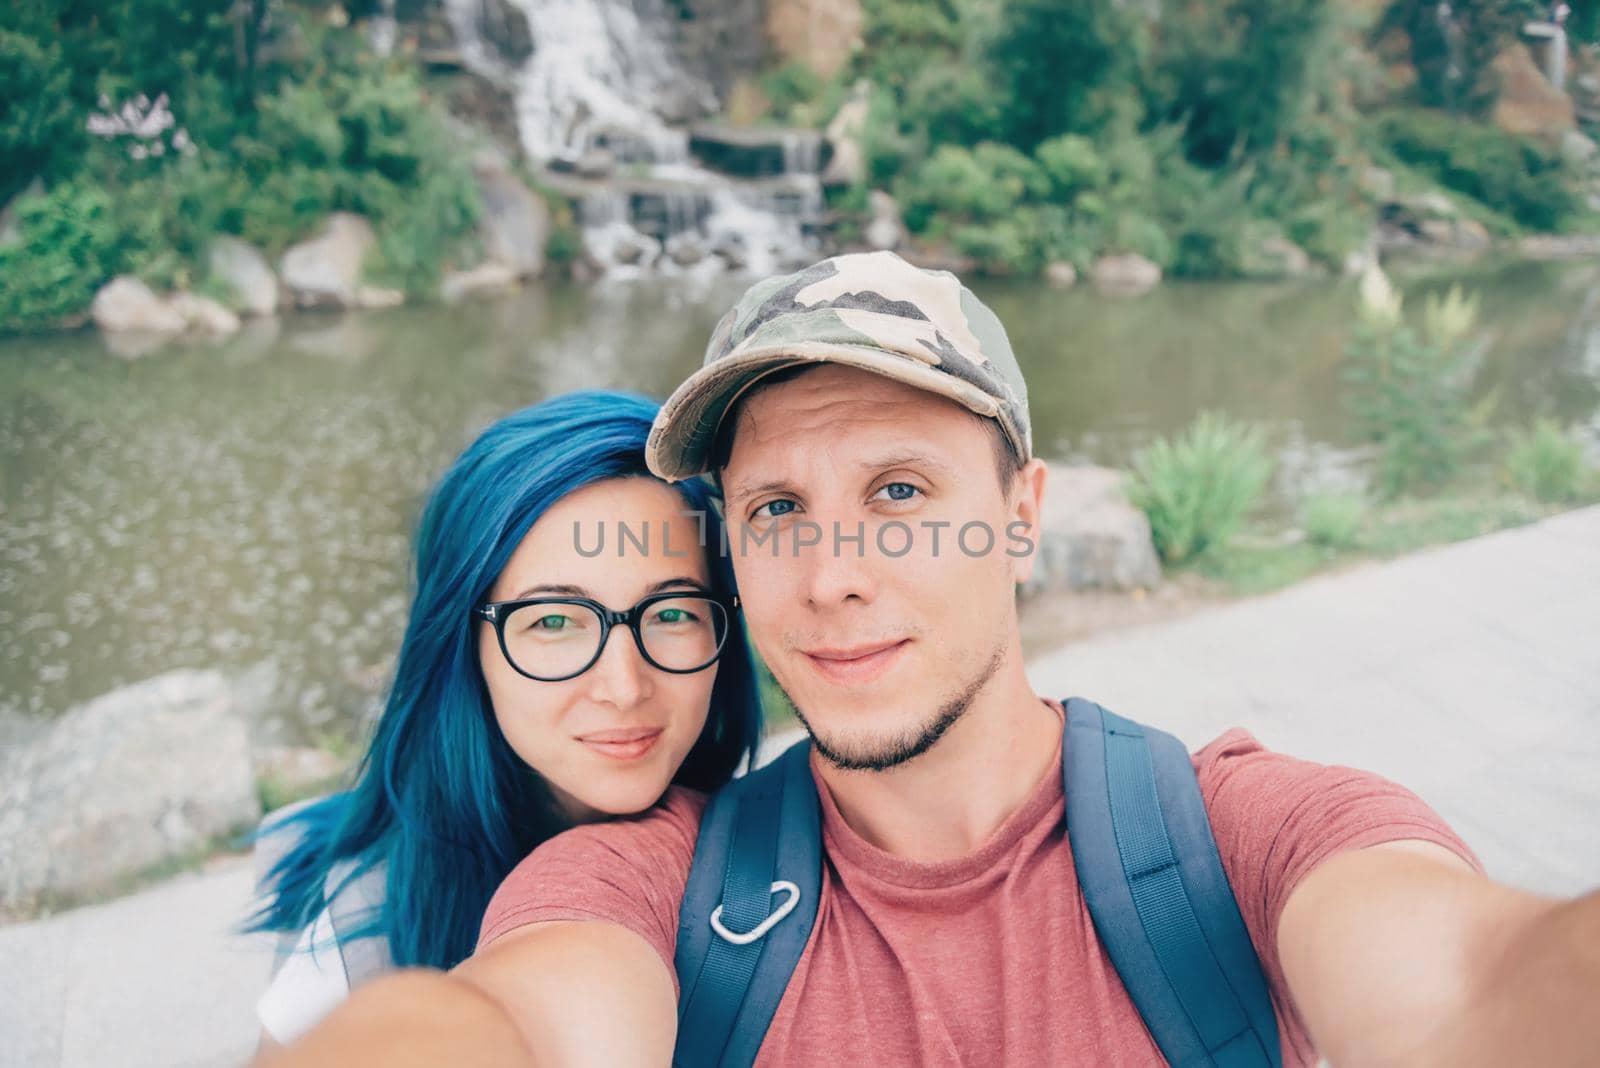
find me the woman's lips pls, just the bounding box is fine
[577,726,664,761]
[801,639,909,686]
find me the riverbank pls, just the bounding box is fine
[4,503,1594,1068]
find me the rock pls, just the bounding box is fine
[0,670,264,910]
[574,149,617,181]
[1089,253,1162,295]
[1241,226,1316,280]
[1045,261,1078,288]
[440,261,518,303]
[168,291,241,336]
[612,227,664,268]
[0,177,43,248]
[821,80,871,187]
[666,233,708,267]
[1492,43,1575,138]
[1518,232,1600,258]
[473,157,550,279]
[1359,165,1396,200]
[689,125,832,179]
[279,213,377,309]
[255,745,352,806]
[89,277,187,335]
[355,285,405,310]
[765,0,864,80]
[1453,218,1493,251]
[207,237,280,316]
[1561,129,1599,166]
[1407,190,1458,219]
[1019,465,1162,595]
[864,190,904,251]
[707,231,749,271]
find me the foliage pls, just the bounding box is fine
[1299,489,1370,550]
[1376,108,1585,231]
[0,181,129,332]
[1149,0,1338,165]
[988,0,1147,150]
[759,62,828,125]
[1344,272,1495,496]
[1126,412,1275,565]
[1503,419,1589,502]
[0,28,82,203]
[1387,0,1540,115]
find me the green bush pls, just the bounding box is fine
[1126,412,1275,565]
[900,143,1041,231]
[759,62,827,124]
[0,181,125,332]
[1344,276,1495,496]
[1034,134,1109,199]
[1503,419,1588,503]
[1377,108,1584,231]
[1299,489,1369,550]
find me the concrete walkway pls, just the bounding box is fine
[3,505,1596,1067]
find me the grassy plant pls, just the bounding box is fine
[1300,489,1369,550]
[1126,412,1274,565]
[1344,269,1495,497]
[1504,419,1589,503]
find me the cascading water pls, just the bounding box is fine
[443,0,828,277]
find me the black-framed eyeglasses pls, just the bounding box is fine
[474,591,737,682]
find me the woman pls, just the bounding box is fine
[248,390,761,1046]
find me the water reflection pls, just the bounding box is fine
[1,262,1596,741]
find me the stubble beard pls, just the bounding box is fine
[789,640,1009,772]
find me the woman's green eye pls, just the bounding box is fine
[656,608,687,623]
[533,615,568,630]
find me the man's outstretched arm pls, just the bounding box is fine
[1279,840,1600,1066]
[253,920,677,1068]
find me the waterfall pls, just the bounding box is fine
[444,0,827,278]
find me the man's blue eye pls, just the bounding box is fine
[878,483,919,502]
[754,499,797,519]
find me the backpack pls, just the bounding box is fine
[674,698,1282,1068]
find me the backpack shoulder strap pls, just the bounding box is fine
[675,739,822,1068]
[1063,697,1282,1068]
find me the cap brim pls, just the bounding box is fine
[646,341,1004,481]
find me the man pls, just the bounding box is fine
[264,252,1599,1067]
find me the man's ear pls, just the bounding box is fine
[1006,458,1048,587]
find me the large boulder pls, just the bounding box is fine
[440,261,518,303]
[1492,43,1575,138]
[207,237,280,316]
[279,213,378,309]
[0,670,264,911]
[168,291,241,336]
[1089,253,1162,295]
[821,80,870,187]
[1021,465,1162,595]
[473,156,550,279]
[765,0,863,80]
[89,277,187,336]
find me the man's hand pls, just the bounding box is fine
[1279,840,1600,1066]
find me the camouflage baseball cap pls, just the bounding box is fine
[646,250,1032,480]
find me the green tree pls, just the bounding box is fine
[989,0,1147,150]
[1388,0,1540,114]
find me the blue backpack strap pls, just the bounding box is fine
[1063,697,1282,1068]
[674,739,822,1068]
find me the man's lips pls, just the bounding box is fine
[800,639,910,686]
[576,726,664,761]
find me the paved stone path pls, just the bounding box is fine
[3,505,1595,1067]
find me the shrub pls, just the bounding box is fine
[0,181,125,333]
[1126,412,1275,565]
[1034,134,1108,199]
[1300,490,1369,550]
[1377,108,1584,231]
[1343,272,1495,496]
[1504,419,1588,503]
[900,143,1041,232]
[759,62,827,124]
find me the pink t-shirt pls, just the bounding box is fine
[479,716,1479,1066]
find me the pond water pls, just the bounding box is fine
[3,259,1598,742]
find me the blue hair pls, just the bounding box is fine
[247,391,761,969]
